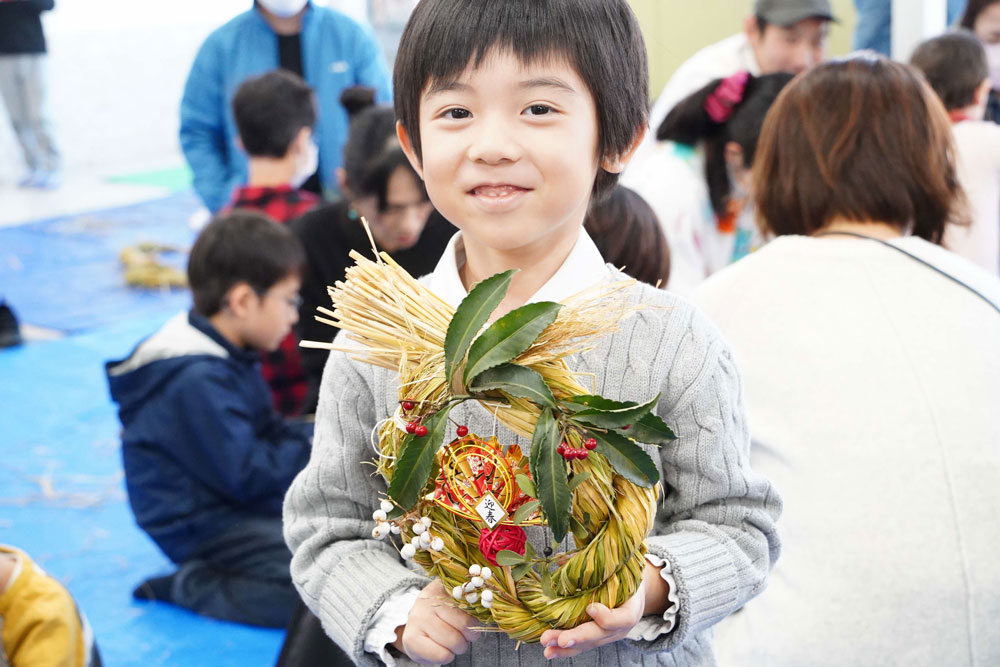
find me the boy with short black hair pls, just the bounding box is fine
[284,1,780,664]
[912,30,1000,275]
[227,68,320,416]
[107,210,313,628]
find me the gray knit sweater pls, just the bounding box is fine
[283,279,781,666]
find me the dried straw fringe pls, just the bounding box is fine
[310,250,658,642]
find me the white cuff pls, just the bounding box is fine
[625,553,680,642]
[363,587,422,666]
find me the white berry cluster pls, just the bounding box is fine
[399,516,444,560]
[370,499,399,539]
[451,564,495,608]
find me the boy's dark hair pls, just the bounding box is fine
[754,54,965,244]
[232,69,316,158]
[657,72,794,217]
[340,85,425,211]
[585,185,670,287]
[910,30,989,111]
[188,210,306,316]
[393,0,648,200]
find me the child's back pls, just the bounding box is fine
[107,211,313,628]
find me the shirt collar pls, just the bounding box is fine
[187,311,260,364]
[426,227,611,309]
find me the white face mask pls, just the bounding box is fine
[257,0,308,18]
[291,140,319,189]
[986,43,1000,91]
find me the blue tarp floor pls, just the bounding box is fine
[1,191,285,666]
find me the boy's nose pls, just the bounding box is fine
[467,116,519,164]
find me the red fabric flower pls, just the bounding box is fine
[478,525,528,566]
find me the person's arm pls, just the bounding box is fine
[350,24,392,102]
[179,36,237,213]
[168,362,311,504]
[284,343,432,666]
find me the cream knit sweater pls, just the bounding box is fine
[283,276,781,666]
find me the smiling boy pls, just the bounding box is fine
[284,1,781,665]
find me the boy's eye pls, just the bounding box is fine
[444,108,471,120]
[524,104,553,116]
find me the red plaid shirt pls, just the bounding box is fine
[224,184,319,416]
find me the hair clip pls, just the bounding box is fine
[704,70,751,123]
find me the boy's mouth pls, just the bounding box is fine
[468,184,529,198]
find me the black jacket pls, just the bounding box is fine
[0,0,54,55]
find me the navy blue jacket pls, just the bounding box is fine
[106,311,313,563]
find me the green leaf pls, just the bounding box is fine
[511,561,533,582]
[586,429,659,488]
[496,549,528,566]
[569,394,660,429]
[529,408,571,543]
[567,471,591,492]
[444,270,516,388]
[468,363,556,409]
[511,500,540,524]
[463,302,562,385]
[570,515,589,543]
[627,412,677,445]
[387,406,453,509]
[515,473,536,498]
[564,395,636,409]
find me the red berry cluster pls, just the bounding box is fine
[557,438,597,460]
[401,400,428,437]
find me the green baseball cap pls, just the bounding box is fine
[753,0,837,26]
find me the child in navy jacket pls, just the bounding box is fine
[107,211,313,628]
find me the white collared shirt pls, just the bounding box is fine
[424,226,613,309]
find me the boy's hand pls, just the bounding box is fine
[539,560,670,660]
[393,580,481,665]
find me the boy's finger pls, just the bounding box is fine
[437,604,482,642]
[425,619,471,656]
[407,634,456,665]
[587,602,636,631]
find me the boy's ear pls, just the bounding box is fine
[396,121,424,179]
[287,126,312,159]
[974,78,992,108]
[600,126,647,174]
[224,282,257,318]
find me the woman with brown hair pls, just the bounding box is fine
[695,54,1000,665]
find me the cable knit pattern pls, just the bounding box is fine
[283,278,781,666]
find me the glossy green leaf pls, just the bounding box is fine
[530,408,571,543]
[387,406,453,509]
[569,394,660,429]
[469,363,556,409]
[463,302,562,385]
[511,500,540,524]
[567,471,591,492]
[496,549,528,566]
[444,270,516,388]
[511,561,533,582]
[627,412,677,445]
[586,428,659,487]
[515,473,536,498]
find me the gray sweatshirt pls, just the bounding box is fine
[283,279,781,666]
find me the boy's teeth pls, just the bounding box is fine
[475,185,520,197]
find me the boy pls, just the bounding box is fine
[911,30,1000,276]
[107,211,313,628]
[225,68,321,417]
[283,1,780,665]
[1,544,101,666]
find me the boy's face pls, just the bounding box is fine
[748,17,828,75]
[401,51,619,259]
[242,274,301,352]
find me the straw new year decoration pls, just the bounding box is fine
[303,239,676,643]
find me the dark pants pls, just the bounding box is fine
[170,517,298,628]
[275,600,355,667]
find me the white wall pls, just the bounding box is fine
[0,0,379,183]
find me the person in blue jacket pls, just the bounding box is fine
[180,0,391,213]
[106,211,313,628]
